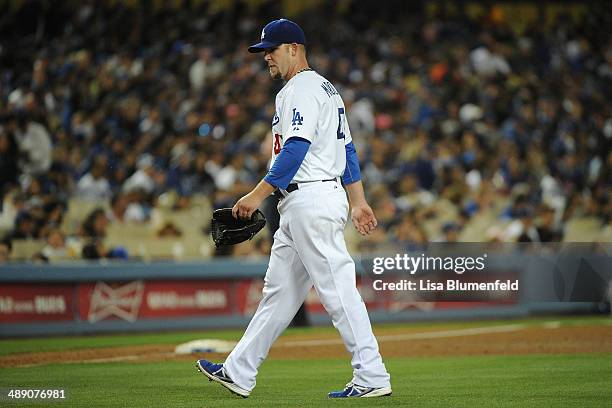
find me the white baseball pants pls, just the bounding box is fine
[224,180,390,391]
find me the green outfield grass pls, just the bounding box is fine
[1,354,610,407]
[1,316,611,407]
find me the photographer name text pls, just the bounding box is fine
[372,279,519,292]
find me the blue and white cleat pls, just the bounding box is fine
[328,382,392,398]
[196,359,250,398]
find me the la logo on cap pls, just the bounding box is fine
[261,29,265,40]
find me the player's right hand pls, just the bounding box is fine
[232,192,262,220]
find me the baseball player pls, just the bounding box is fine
[197,18,391,398]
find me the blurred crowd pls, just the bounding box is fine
[0,1,610,262]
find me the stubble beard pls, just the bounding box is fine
[270,69,282,80]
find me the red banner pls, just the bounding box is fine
[235,279,264,316]
[233,277,387,315]
[0,284,74,322]
[2,278,510,325]
[77,280,233,323]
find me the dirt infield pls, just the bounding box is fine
[2,323,611,368]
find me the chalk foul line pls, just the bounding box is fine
[278,324,528,348]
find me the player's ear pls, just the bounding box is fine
[290,43,298,56]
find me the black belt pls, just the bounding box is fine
[274,178,338,200]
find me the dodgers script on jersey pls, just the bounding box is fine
[271,70,351,183]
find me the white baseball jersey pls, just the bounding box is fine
[224,71,391,394]
[270,70,352,182]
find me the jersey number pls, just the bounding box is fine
[273,134,282,154]
[337,108,346,139]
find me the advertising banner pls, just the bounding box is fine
[0,284,74,323]
[77,280,234,323]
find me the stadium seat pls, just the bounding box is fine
[10,239,46,261]
[133,237,213,261]
[106,223,155,242]
[563,217,603,242]
[459,212,497,242]
[61,199,110,235]
[596,225,612,243]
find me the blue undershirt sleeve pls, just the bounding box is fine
[342,141,362,185]
[264,137,311,189]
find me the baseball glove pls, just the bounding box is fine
[211,208,266,247]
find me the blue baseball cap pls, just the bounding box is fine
[248,19,306,53]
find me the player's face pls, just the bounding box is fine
[264,45,288,80]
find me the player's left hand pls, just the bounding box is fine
[351,204,378,236]
[232,192,263,220]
